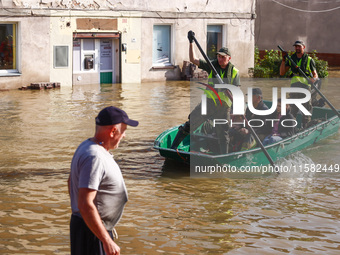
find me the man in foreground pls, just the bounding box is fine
[68,106,138,255]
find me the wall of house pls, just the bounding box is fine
[255,0,340,65]
[50,16,74,86]
[0,0,256,89]
[0,16,50,90]
[69,13,124,85]
[1,0,254,13]
[140,0,256,81]
[140,16,255,82]
[119,17,142,84]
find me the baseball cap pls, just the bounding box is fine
[293,40,305,46]
[95,106,139,127]
[252,88,262,96]
[217,47,231,57]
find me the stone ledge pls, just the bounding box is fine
[19,82,61,90]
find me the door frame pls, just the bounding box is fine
[72,32,121,85]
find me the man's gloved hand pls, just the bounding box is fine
[188,31,195,43]
[282,51,288,61]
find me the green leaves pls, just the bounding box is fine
[249,47,328,78]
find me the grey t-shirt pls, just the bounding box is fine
[70,139,128,230]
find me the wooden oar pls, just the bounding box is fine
[190,31,279,173]
[278,45,340,119]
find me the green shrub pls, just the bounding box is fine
[309,50,329,78]
[250,47,328,78]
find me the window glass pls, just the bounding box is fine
[54,46,69,68]
[0,24,16,70]
[73,39,81,72]
[153,25,171,66]
[83,39,95,51]
[100,39,112,70]
[207,25,222,60]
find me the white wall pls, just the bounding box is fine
[3,0,254,13]
[50,16,73,86]
[0,16,51,90]
[140,16,255,82]
[0,0,255,88]
[119,17,142,84]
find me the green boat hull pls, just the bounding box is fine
[154,106,340,169]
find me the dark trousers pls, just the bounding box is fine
[70,214,114,255]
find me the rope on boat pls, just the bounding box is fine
[297,131,310,139]
[330,118,340,125]
[176,148,188,162]
[276,117,338,146]
[316,124,325,131]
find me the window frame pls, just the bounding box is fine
[207,24,224,61]
[81,39,97,72]
[53,45,69,68]
[152,24,173,67]
[0,22,20,76]
[73,38,101,73]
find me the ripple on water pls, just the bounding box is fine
[1,81,340,254]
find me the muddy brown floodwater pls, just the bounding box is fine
[1,78,340,254]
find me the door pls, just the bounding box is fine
[72,34,120,86]
[100,39,113,84]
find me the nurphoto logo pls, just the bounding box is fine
[200,84,311,128]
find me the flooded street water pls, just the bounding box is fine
[0,78,340,254]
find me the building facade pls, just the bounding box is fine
[0,0,256,89]
[255,0,340,66]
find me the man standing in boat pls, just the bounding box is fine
[170,31,240,154]
[280,40,318,128]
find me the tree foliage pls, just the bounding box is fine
[249,47,328,78]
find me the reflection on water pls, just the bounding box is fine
[0,79,339,254]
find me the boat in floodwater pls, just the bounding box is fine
[154,103,340,169]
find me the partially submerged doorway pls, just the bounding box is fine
[72,33,121,85]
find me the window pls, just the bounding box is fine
[0,23,17,72]
[100,39,112,71]
[82,39,96,71]
[72,39,97,72]
[73,39,81,72]
[207,25,223,60]
[54,46,69,68]
[153,25,171,66]
[83,39,95,51]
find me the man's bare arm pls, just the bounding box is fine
[280,60,290,76]
[189,43,200,66]
[78,188,120,255]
